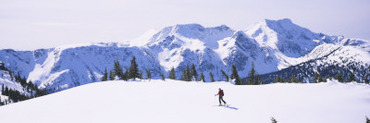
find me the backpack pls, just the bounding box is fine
[220,90,224,96]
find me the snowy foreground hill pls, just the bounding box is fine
[0,80,369,123]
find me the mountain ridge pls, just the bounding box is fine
[0,18,369,91]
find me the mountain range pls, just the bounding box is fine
[0,18,369,92]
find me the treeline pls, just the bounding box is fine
[169,62,260,85]
[260,59,370,84]
[101,57,142,81]
[0,61,6,71]
[231,62,262,85]
[272,72,369,84]
[0,61,48,106]
[1,85,30,104]
[101,56,370,85]
[173,62,262,85]
[100,57,265,85]
[1,85,47,106]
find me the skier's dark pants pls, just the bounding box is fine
[219,96,226,105]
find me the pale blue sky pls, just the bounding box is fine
[1,0,369,50]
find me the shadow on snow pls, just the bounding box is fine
[224,105,238,110]
[214,105,239,110]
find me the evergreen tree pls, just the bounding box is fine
[278,77,283,83]
[209,72,215,82]
[182,65,192,81]
[275,76,282,83]
[138,71,143,80]
[221,70,229,82]
[257,76,262,84]
[247,62,256,85]
[9,69,13,81]
[109,70,115,80]
[200,73,205,82]
[230,64,243,85]
[348,72,355,82]
[169,67,176,79]
[1,86,31,102]
[191,64,198,81]
[335,73,343,82]
[231,65,239,80]
[366,116,370,123]
[235,76,242,85]
[324,75,329,82]
[113,61,124,80]
[129,57,139,80]
[318,75,323,82]
[365,76,369,84]
[313,72,319,83]
[290,75,298,83]
[186,65,192,81]
[274,76,279,83]
[160,74,165,81]
[284,78,289,83]
[123,70,129,81]
[101,68,108,81]
[146,69,151,81]
[181,69,186,81]
[0,61,4,70]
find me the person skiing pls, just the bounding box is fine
[215,88,227,106]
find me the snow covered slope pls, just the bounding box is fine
[0,80,369,123]
[242,19,369,73]
[0,70,24,95]
[26,43,164,91]
[142,18,369,77]
[261,44,370,83]
[0,18,369,92]
[145,24,234,79]
[245,19,326,57]
[0,63,39,104]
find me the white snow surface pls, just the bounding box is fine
[0,79,369,123]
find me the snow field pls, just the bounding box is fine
[0,80,369,123]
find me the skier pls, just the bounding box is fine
[215,88,227,106]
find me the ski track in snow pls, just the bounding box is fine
[0,79,369,123]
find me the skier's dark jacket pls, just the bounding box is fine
[217,90,224,96]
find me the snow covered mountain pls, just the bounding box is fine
[0,68,25,102]
[261,44,370,83]
[1,43,164,91]
[0,62,42,105]
[144,24,234,80]
[0,18,369,91]
[140,19,369,80]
